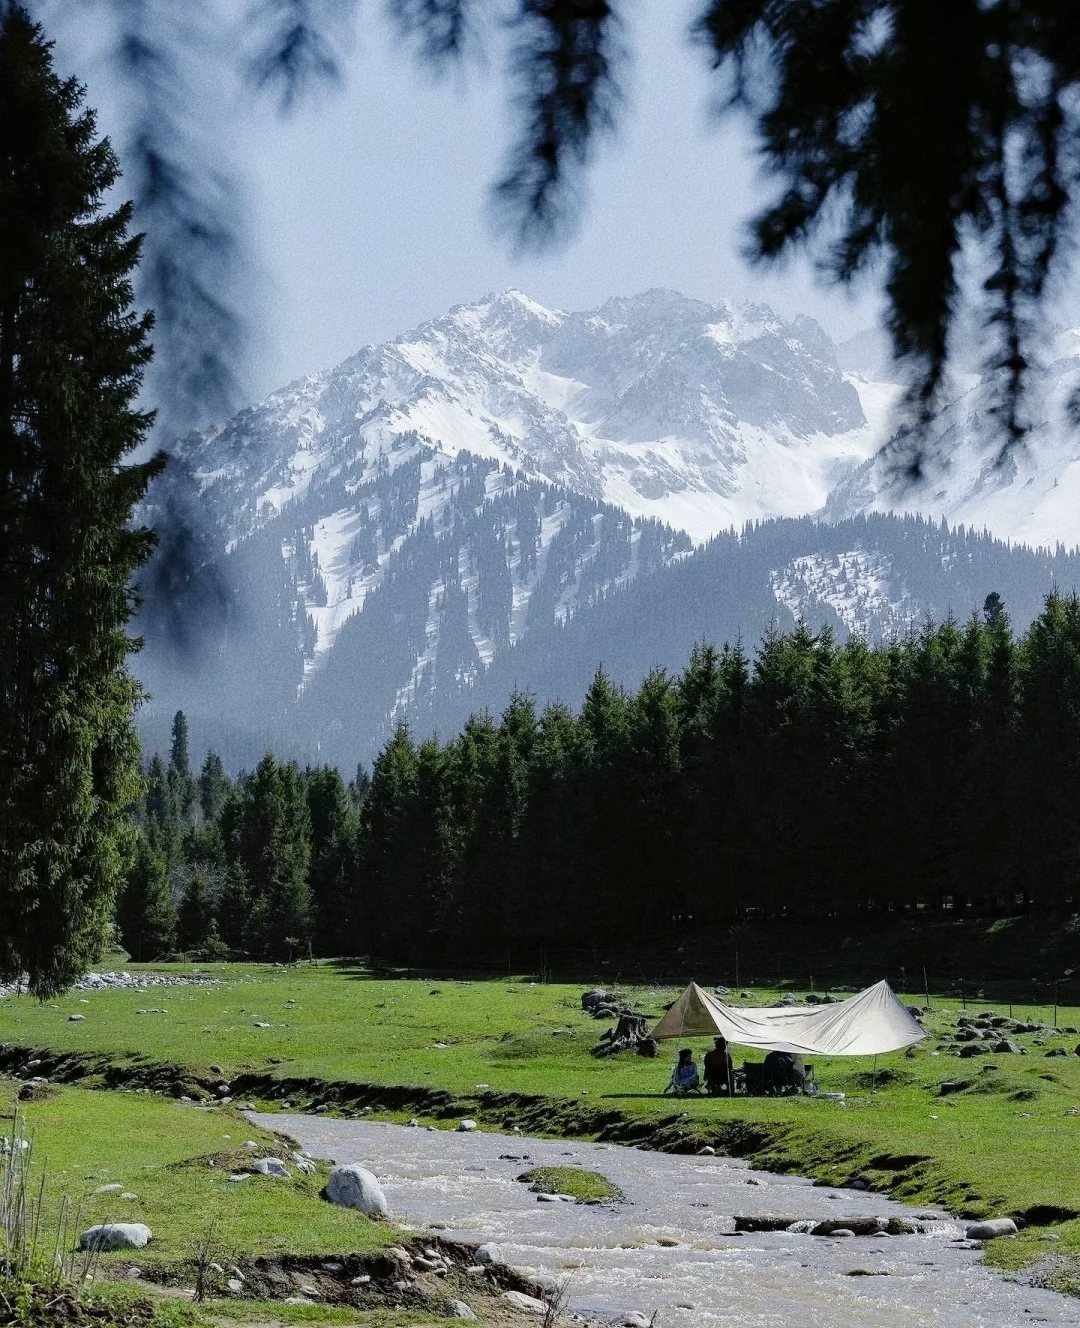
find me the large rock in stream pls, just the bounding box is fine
[324,1164,388,1216]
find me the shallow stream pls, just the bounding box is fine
[258,1113,1074,1327]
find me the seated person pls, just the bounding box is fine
[667,1047,700,1095]
[763,1049,806,1094]
[703,1037,734,1094]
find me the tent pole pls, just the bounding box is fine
[871,1054,878,1094]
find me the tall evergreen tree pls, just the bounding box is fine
[235,754,311,959]
[176,870,214,952]
[305,765,357,954]
[115,835,176,961]
[0,11,162,995]
[169,710,190,776]
[199,751,229,822]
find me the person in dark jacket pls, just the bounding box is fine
[703,1037,734,1095]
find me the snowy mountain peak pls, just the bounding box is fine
[178,287,879,548]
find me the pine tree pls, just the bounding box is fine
[176,870,214,952]
[199,751,229,821]
[116,836,176,961]
[0,12,162,995]
[169,710,191,774]
[215,863,251,954]
[305,766,357,955]
[237,754,311,959]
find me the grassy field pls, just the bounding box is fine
[0,1080,391,1264]
[3,960,1080,1286]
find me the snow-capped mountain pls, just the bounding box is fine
[134,287,1080,769]
[191,287,874,549]
[828,329,1080,549]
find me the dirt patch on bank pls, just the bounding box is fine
[131,1238,553,1322]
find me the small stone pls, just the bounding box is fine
[350,1275,371,1285]
[283,1297,314,1305]
[95,1183,124,1193]
[443,1300,477,1320]
[120,1192,138,1200]
[474,1243,503,1266]
[656,1236,679,1247]
[252,1157,289,1177]
[227,1279,243,1293]
[413,1256,439,1270]
[829,1229,855,1238]
[1038,1233,1062,1242]
[227,1173,251,1182]
[847,1178,868,1190]
[622,1314,650,1328]
[407,1119,420,1128]
[68,1014,85,1022]
[456,1119,478,1132]
[786,1220,816,1234]
[243,1141,259,1149]
[965,1218,1018,1240]
[698,1146,715,1156]
[216,1084,231,1096]
[503,1290,547,1314]
[253,1022,270,1028]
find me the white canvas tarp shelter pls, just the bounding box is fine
[649,980,925,1056]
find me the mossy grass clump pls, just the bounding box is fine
[516,1166,623,1203]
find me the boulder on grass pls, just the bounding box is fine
[443,1301,477,1320]
[324,1164,388,1217]
[79,1224,151,1251]
[252,1158,289,1177]
[503,1290,546,1314]
[966,1217,1018,1240]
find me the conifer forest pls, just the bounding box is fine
[125,592,1080,969]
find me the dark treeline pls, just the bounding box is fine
[121,592,1080,963]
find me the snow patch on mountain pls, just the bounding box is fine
[770,550,916,638]
[827,331,1080,550]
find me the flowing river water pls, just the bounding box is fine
[257,1113,1075,1328]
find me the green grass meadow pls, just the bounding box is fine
[3,961,1080,1282]
[0,1081,391,1264]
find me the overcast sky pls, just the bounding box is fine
[63,1,888,403]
